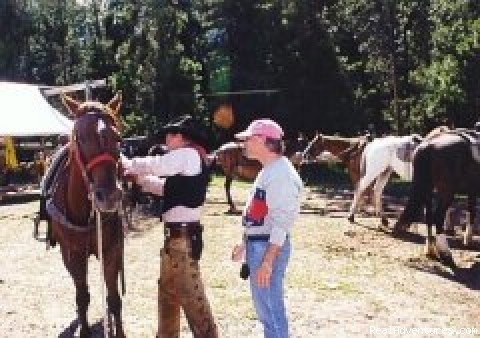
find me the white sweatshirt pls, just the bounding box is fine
[122,148,202,222]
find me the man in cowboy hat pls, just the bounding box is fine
[121,114,217,338]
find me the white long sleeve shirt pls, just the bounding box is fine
[123,148,203,222]
[242,156,303,246]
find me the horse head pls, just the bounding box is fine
[62,92,123,213]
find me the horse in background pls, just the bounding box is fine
[208,142,262,213]
[208,137,304,213]
[302,133,370,189]
[47,93,125,337]
[348,134,423,226]
[394,130,480,269]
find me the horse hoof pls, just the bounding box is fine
[33,216,40,239]
[347,215,355,223]
[114,328,126,338]
[392,222,407,235]
[438,252,456,270]
[79,326,90,338]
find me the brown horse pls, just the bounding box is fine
[302,133,369,189]
[394,131,480,269]
[208,142,262,213]
[209,140,304,213]
[48,93,125,337]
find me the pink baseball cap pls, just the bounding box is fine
[235,119,284,140]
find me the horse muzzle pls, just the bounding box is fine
[93,187,123,213]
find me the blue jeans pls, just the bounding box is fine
[246,238,291,338]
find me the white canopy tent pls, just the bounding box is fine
[0,82,73,136]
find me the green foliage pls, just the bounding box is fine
[0,0,478,138]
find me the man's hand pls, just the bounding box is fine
[123,172,138,183]
[119,154,137,180]
[231,244,245,262]
[255,262,272,288]
[119,154,133,171]
[255,243,281,288]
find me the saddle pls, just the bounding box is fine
[448,129,480,163]
[38,145,69,221]
[34,145,69,248]
[396,135,423,163]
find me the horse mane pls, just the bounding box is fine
[77,102,122,129]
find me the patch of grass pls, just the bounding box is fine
[287,267,361,299]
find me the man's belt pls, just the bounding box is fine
[245,234,270,241]
[164,221,201,239]
[245,234,290,242]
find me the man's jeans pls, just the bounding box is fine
[246,238,291,338]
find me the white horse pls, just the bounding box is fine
[348,134,423,226]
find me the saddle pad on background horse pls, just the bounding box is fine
[396,141,417,163]
[452,129,480,163]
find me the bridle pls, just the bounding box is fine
[301,134,320,160]
[70,111,119,201]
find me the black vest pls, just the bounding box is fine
[162,149,209,213]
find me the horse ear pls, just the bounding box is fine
[61,93,80,117]
[107,91,122,116]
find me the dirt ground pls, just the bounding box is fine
[1,177,480,337]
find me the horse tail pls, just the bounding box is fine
[396,143,432,229]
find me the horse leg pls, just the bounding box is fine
[348,172,377,223]
[464,194,475,247]
[63,250,90,337]
[225,176,237,213]
[443,207,455,236]
[104,236,125,338]
[104,239,125,337]
[424,191,436,258]
[433,193,456,269]
[373,169,392,227]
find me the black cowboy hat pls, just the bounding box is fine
[162,114,210,149]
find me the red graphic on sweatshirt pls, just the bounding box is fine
[244,188,268,226]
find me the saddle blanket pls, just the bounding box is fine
[452,129,480,163]
[40,145,69,197]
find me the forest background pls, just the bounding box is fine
[1,0,479,142]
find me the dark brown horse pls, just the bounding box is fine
[209,140,304,213]
[208,142,262,213]
[302,133,369,189]
[394,131,480,269]
[48,93,125,337]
